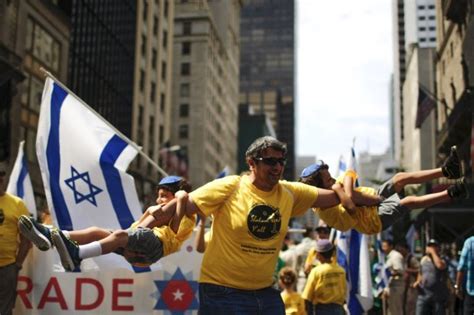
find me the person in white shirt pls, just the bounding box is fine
[382,239,405,315]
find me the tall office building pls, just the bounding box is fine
[240,0,296,180]
[391,0,437,163]
[68,0,137,138]
[131,0,175,200]
[171,0,241,187]
[1,0,71,208]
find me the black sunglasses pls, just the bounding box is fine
[254,157,287,167]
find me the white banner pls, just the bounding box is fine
[14,233,203,315]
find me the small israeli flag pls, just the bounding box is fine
[6,141,37,217]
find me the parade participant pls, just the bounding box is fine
[455,235,474,315]
[303,224,331,276]
[299,146,467,235]
[18,176,193,270]
[142,136,341,314]
[383,239,405,315]
[0,169,32,315]
[279,267,306,315]
[395,241,420,315]
[413,239,449,315]
[302,239,346,315]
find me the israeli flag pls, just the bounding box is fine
[6,141,37,217]
[36,77,144,271]
[336,144,373,314]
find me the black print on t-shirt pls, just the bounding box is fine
[0,209,4,225]
[247,204,281,240]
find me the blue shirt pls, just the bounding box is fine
[458,236,474,296]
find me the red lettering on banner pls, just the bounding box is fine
[112,279,134,311]
[75,278,104,310]
[38,277,68,310]
[17,276,33,309]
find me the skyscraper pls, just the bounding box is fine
[240,0,296,180]
[68,0,137,137]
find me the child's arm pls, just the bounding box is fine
[194,215,207,253]
[343,170,382,206]
[331,182,356,215]
[169,190,188,234]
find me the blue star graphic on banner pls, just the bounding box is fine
[64,166,103,206]
[152,267,199,314]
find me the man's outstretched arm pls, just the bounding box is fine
[312,188,340,209]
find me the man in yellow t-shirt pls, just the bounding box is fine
[19,176,194,271]
[0,169,32,315]
[299,146,467,234]
[302,239,346,315]
[142,136,341,314]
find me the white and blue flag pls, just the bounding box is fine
[36,77,145,271]
[6,141,37,217]
[336,144,373,314]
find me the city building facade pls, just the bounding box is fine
[171,0,241,187]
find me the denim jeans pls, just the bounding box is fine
[198,283,285,315]
[416,294,446,315]
[313,303,345,315]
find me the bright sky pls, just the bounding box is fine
[296,0,393,171]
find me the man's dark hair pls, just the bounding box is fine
[245,136,287,160]
[382,239,394,247]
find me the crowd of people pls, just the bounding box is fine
[1,136,473,315]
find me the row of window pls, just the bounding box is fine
[419,26,436,31]
[418,4,435,10]
[419,37,436,42]
[418,15,436,21]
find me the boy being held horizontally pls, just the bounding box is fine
[18,176,194,270]
[300,146,467,234]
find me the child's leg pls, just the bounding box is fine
[97,230,129,255]
[400,190,451,209]
[392,169,443,193]
[67,226,112,244]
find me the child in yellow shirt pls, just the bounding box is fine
[279,267,306,315]
[299,146,467,234]
[302,239,346,315]
[19,176,194,270]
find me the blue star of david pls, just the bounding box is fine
[64,166,103,206]
[151,267,199,315]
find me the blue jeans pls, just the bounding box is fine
[416,294,446,315]
[198,283,285,315]
[313,303,345,315]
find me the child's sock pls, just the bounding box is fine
[78,241,102,259]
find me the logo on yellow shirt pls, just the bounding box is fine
[247,204,281,240]
[0,209,4,225]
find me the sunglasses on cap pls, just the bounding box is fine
[254,157,287,167]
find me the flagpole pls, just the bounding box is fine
[39,68,168,177]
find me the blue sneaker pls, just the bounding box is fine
[51,229,82,271]
[18,215,53,251]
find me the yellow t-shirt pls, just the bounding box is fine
[0,193,29,267]
[305,246,337,270]
[281,291,307,315]
[302,262,347,305]
[190,175,319,289]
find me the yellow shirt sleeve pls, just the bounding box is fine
[335,170,358,185]
[313,206,356,232]
[189,176,241,216]
[279,181,319,217]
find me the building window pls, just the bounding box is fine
[420,38,426,42]
[419,27,426,31]
[152,49,157,69]
[161,61,167,80]
[163,31,168,48]
[164,0,169,17]
[159,125,164,144]
[153,16,158,35]
[140,70,145,91]
[141,35,146,56]
[150,82,156,101]
[418,5,425,9]
[183,22,191,35]
[179,125,189,139]
[181,63,190,76]
[419,16,426,20]
[160,93,165,113]
[428,5,435,9]
[143,2,148,20]
[182,42,191,55]
[430,37,436,42]
[26,18,61,72]
[179,104,189,117]
[428,16,435,20]
[180,83,190,97]
[138,105,144,125]
[429,26,436,31]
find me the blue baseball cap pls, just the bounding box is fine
[158,175,182,186]
[300,160,328,178]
